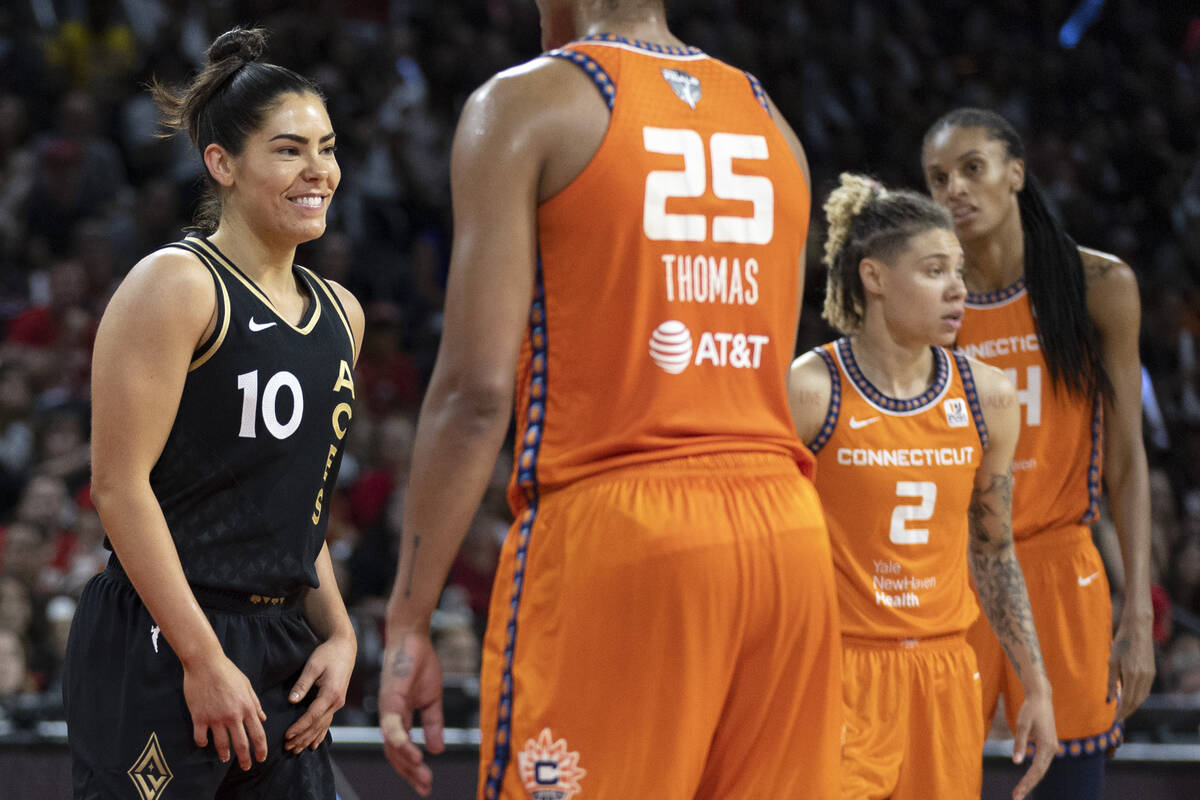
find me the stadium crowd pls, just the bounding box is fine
[0,0,1197,738]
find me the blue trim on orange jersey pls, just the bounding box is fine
[1023,720,1123,760]
[745,71,769,113]
[547,48,616,110]
[484,261,549,800]
[966,276,1026,306]
[836,337,950,413]
[580,32,704,57]
[808,346,841,454]
[1081,392,1103,523]
[954,352,990,450]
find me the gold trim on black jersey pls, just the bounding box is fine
[188,237,322,335]
[190,269,231,371]
[298,265,356,354]
[166,239,232,371]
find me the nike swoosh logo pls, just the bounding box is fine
[848,416,881,429]
[1078,571,1101,587]
[248,317,277,332]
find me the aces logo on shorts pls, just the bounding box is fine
[127,732,173,800]
[943,397,969,428]
[518,728,586,800]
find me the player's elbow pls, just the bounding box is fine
[431,375,513,435]
[87,469,132,523]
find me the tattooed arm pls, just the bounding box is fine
[968,360,1057,800]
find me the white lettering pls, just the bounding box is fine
[661,253,761,306]
[875,591,921,608]
[708,257,727,303]
[694,254,709,302]
[873,574,937,591]
[728,259,744,304]
[836,446,976,467]
[747,334,769,368]
[694,332,719,366]
[745,259,759,304]
[1004,365,1043,427]
[677,255,692,302]
[958,334,1040,361]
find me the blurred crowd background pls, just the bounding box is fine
[0,0,1198,741]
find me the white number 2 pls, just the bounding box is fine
[237,370,304,439]
[889,481,937,545]
[642,127,774,244]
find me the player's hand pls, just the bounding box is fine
[1010,689,1057,800]
[284,633,357,753]
[379,629,445,797]
[1108,614,1155,721]
[183,653,268,770]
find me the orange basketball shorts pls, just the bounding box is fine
[477,452,842,800]
[840,634,983,800]
[968,524,1120,754]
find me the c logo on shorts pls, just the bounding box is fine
[518,728,586,800]
[128,732,173,800]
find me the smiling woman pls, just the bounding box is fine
[62,26,364,800]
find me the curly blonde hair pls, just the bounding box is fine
[820,173,951,334]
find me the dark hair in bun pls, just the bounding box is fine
[205,26,268,64]
[151,27,325,233]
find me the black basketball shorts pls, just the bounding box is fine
[63,564,336,800]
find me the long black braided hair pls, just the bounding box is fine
[922,108,1112,401]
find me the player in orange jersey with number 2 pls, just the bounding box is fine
[790,174,1057,800]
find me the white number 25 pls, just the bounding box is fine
[642,127,774,245]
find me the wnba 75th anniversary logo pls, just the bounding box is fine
[518,728,586,800]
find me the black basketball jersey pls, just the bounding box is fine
[121,235,357,595]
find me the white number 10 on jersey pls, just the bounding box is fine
[238,370,304,439]
[642,127,774,244]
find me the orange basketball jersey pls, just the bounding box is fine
[808,339,985,639]
[509,34,814,514]
[957,280,1101,540]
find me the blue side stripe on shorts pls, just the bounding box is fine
[484,258,549,799]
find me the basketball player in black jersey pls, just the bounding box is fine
[63,27,364,800]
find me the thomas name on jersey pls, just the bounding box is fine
[661,253,759,305]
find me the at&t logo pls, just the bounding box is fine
[649,320,769,374]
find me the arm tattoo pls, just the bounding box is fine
[390,650,414,680]
[403,534,420,599]
[968,472,1046,682]
[1084,258,1114,282]
[967,473,1012,547]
